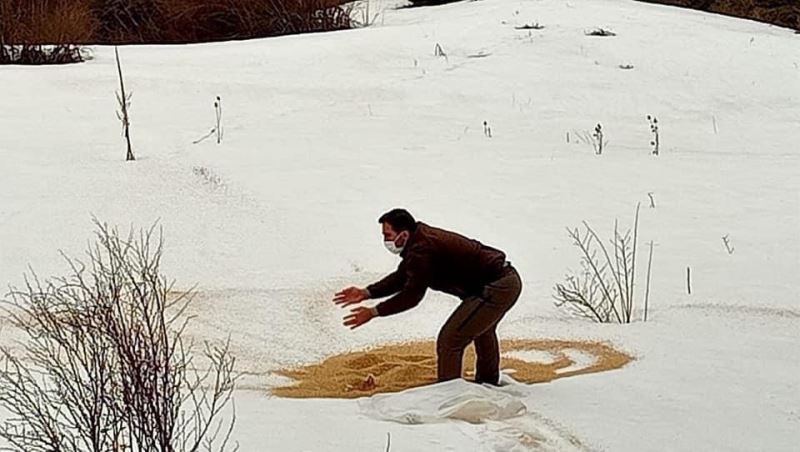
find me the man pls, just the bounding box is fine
[333,208,522,386]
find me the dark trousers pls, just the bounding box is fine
[436,265,522,385]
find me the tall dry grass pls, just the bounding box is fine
[0,0,96,44]
[154,0,353,44]
[636,0,799,31]
[1,0,353,58]
[0,0,94,64]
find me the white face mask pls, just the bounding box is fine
[384,240,404,255]
[383,232,407,255]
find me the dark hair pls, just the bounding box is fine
[378,208,417,232]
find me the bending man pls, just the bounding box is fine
[334,208,522,385]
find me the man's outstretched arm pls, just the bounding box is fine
[365,264,407,299]
[335,262,406,308]
[374,256,431,317]
[341,256,430,329]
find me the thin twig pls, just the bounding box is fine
[644,241,654,322]
[115,47,134,161]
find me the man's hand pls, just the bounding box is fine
[343,306,375,330]
[333,286,369,307]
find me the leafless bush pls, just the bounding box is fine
[0,0,93,64]
[554,204,654,323]
[0,44,85,64]
[2,0,353,47]
[154,0,353,44]
[515,23,544,30]
[0,220,238,451]
[584,27,616,37]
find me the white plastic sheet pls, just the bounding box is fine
[358,376,586,451]
[357,375,527,425]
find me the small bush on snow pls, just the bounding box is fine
[0,220,238,451]
[585,27,616,37]
[554,204,654,324]
[515,23,545,30]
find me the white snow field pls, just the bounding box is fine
[1,0,799,450]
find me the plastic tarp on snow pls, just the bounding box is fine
[358,376,586,451]
[358,376,527,425]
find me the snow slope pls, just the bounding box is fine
[1,0,799,450]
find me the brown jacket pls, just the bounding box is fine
[367,222,507,316]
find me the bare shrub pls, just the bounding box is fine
[584,27,616,37]
[155,0,336,43]
[554,204,654,323]
[0,0,96,44]
[0,44,84,65]
[2,0,353,48]
[0,0,94,64]
[637,0,799,31]
[515,23,544,30]
[94,0,353,43]
[89,0,163,42]
[0,220,238,451]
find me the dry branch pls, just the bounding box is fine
[554,205,650,324]
[0,220,238,452]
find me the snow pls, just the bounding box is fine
[553,350,595,375]
[501,348,599,376]
[1,0,799,450]
[503,350,559,366]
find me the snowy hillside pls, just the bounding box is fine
[1,0,798,450]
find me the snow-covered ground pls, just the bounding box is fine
[1,0,799,450]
